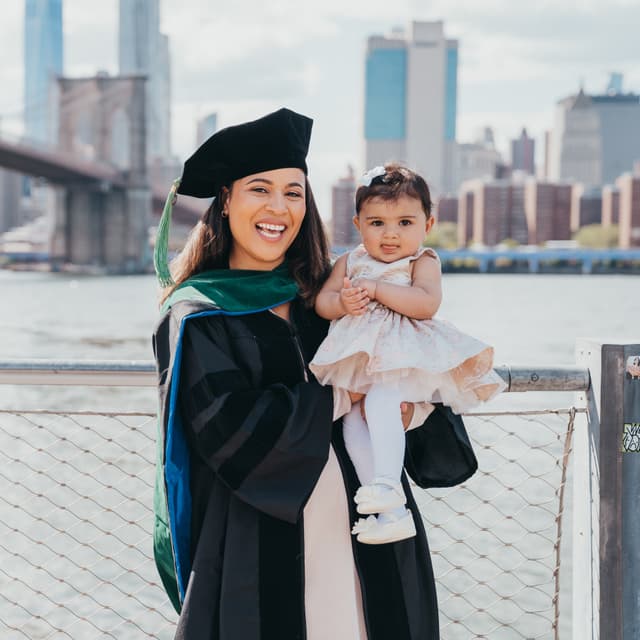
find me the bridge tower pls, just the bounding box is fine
[50,73,151,272]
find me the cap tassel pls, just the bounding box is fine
[154,178,181,287]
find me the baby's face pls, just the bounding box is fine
[353,195,433,263]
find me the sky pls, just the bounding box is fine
[1,0,639,218]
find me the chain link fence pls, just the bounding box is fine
[0,409,176,639]
[0,404,578,639]
[415,408,577,639]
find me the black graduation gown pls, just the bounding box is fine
[152,297,478,640]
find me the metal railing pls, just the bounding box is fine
[0,360,589,639]
[0,359,590,392]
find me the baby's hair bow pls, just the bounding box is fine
[359,165,386,187]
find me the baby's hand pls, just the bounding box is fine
[340,277,369,315]
[351,278,377,301]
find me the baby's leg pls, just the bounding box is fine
[342,402,375,485]
[364,383,405,484]
[352,383,416,544]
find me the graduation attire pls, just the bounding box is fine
[153,292,477,640]
[151,109,478,640]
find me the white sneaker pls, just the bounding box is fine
[351,510,416,544]
[354,477,406,514]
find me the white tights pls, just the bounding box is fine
[342,383,405,487]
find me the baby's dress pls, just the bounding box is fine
[310,245,506,414]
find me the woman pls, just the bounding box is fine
[152,108,478,640]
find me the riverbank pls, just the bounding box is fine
[442,262,640,274]
[436,247,640,274]
[3,247,640,275]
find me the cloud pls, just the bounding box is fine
[172,48,317,102]
[165,3,338,72]
[419,1,640,90]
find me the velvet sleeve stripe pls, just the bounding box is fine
[191,392,255,460]
[186,373,255,438]
[217,388,292,490]
[189,370,248,417]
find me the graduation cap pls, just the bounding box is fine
[154,107,313,286]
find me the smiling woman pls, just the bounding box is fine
[151,108,478,640]
[157,110,328,309]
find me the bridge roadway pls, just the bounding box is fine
[0,136,202,224]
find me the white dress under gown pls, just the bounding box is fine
[310,244,506,414]
[302,383,436,640]
[304,445,368,640]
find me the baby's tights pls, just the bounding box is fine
[342,383,406,516]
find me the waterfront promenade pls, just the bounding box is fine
[2,344,639,639]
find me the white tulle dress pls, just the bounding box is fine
[310,245,506,414]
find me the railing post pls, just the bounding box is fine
[575,339,640,640]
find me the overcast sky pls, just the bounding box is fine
[1,0,638,217]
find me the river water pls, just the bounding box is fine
[1,269,636,410]
[0,269,637,638]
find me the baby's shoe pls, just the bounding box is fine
[354,477,406,514]
[352,510,416,545]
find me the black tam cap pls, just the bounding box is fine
[154,107,313,287]
[178,107,313,198]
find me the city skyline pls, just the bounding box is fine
[1,1,639,217]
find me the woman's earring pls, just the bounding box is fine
[221,209,229,218]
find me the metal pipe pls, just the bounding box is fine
[0,360,590,391]
[0,359,156,387]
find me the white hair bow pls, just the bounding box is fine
[359,165,386,187]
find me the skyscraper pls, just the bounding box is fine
[549,89,601,186]
[511,128,535,175]
[331,167,357,248]
[549,80,640,187]
[365,21,457,197]
[24,0,63,143]
[119,0,171,163]
[593,92,640,184]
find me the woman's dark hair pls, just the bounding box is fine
[161,178,330,307]
[355,162,433,218]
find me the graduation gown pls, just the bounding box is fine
[152,296,478,640]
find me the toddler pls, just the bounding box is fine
[310,163,506,544]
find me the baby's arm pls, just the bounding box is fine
[355,254,442,320]
[315,254,370,320]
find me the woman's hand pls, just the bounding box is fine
[348,391,365,404]
[400,402,415,430]
[340,277,369,315]
[358,400,416,431]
